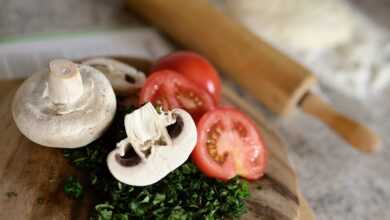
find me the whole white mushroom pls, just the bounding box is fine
[82,58,146,96]
[12,59,117,148]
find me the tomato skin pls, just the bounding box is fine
[151,51,221,103]
[191,108,267,181]
[139,70,216,121]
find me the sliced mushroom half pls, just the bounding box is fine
[107,102,197,186]
[12,59,117,148]
[82,58,146,96]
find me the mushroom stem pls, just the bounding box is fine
[48,59,84,105]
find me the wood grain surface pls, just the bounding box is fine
[0,80,92,220]
[0,59,308,219]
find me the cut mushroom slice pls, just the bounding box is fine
[82,58,146,96]
[12,59,117,148]
[107,102,197,186]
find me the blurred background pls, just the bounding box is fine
[1,0,390,219]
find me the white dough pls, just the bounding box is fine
[223,0,390,98]
[224,0,356,50]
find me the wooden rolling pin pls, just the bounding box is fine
[127,0,379,153]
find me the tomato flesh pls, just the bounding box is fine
[139,70,216,121]
[192,108,267,180]
[151,51,222,103]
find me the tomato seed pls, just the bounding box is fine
[234,122,247,137]
[207,138,216,144]
[211,132,219,140]
[209,148,217,157]
[207,142,216,149]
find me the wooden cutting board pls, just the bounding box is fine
[0,59,313,220]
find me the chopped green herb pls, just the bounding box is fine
[63,176,83,199]
[96,203,114,220]
[64,106,250,219]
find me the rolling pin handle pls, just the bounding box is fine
[300,92,379,153]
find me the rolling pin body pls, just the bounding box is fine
[127,0,379,152]
[128,0,316,115]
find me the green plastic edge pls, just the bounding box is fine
[0,27,131,45]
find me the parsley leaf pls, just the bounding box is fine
[63,176,83,199]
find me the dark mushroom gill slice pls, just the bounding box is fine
[115,143,141,166]
[166,115,184,139]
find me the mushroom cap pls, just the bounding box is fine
[12,64,117,148]
[107,104,197,186]
[82,58,146,96]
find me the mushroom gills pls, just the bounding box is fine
[107,102,197,186]
[115,140,141,167]
[166,115,184,139]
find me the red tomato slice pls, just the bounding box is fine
[139,70,216,121]
[151,51,222,103]
[192,108,267,180]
